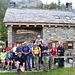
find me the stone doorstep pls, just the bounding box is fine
[0,69,43,73]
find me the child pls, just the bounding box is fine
[5,50,13,71]
[0,49,6,70]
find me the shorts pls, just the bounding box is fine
[1,60,5,62]
[6,60,13,63]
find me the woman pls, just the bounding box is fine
[51,43,57,56]
[0,49,6,70]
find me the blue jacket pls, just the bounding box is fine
[6,53,13,60]
[42,46,50,56]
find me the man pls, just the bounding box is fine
[42,42,50,71]
[35,35,44,45]
[32,43,41,71]
[22,42,31,71]
[16,43,22,55]
[28,41,34,68]
[15,52,25,72]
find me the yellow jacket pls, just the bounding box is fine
[32,47,41,55]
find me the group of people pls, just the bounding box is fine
[0,35,65,72]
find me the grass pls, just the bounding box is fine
[0,68,75,75]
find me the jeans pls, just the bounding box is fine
[26,55,31,69]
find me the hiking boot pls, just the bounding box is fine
[8,67,10,71]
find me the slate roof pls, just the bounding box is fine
[4,8,75,24]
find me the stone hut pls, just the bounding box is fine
[3,7,75,50]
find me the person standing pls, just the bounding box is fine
[28,41,34,69]
[51,43,57,56]
[12,43,17,58]
[42,42,50,71]
[50,43,57,66]
[16,43,22,55]
[32,43,41,71]
[35,35,44,45]
[57,42,65,68]
[22,42,31,71]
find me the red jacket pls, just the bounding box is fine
[6,46,12,52]
[51,48,56,56]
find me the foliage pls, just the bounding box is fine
[44,2,57,9]
[0,0,9,41]
[21,2,66,10]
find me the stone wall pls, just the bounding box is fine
[43,26,75,43]
[12,28,42,43]
[7,26,12,46]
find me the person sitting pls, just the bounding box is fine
[6,44,12,52]
[0,49,6,70]
[5,50,13,71]
[14,52,25,72]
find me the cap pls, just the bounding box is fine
[24,42,27,44]
[34,43,37,45]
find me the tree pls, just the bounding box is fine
[0,0,9,41]
[44,2,57,9]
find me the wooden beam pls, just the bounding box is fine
[4,22,75,27]
[26,24,29,27]
[19,24,21,27]
[11,25,13,27]
[49,25,51,27]
[42,25,44,27]
[34,25,36,27]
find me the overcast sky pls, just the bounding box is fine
[41,0,75,8]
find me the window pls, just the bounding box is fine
[68,42,73,49]
[64,41,74,50]
[63,41,74,50]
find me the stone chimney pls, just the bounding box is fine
[10,2,16,8]
[66,3,72,11]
